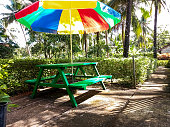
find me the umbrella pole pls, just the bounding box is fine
[70,9,74,82]
[70,9,73,64]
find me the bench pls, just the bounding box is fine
[94,75,112,79]
[69,77,105,89]
[25,75,112,84]
[25,75,56,84]
[73,75,112,79]
[25,75,112,90]
[25,73,72,84]
[69,75,112,89]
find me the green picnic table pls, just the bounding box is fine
[25,62,112,107]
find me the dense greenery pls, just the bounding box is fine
[0,24,19,59]
[157,60,170,68]
[0,64,11,102]
[0,0,169,59]
[0,0,169,98]
[0,57,157,95]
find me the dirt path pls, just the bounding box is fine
[7,67,170,127]
[100,67,170,127]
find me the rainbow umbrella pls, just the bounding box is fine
[15,0,121,62]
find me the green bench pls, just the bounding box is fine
[25,73,72,84]
[69,78,105,89]
[25,75,56,84]
[25,75,112,89]
[25,75,112,91]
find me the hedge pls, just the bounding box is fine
[157,60,170,68]
[112,52,154,58]
[0,57,157,96]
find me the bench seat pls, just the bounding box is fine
[25,75,111,90]
[69,78,105,89]
[94,75,112,79]
[25,73,72,84]
[25,74,112,85]
[25,75,56,84]
[74,75,112,79]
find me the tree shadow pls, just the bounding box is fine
[7,67,170,127]
[39,91,170,127]
[61,90,101,106]
[7,88,101,126]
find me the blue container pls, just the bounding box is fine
[0,103,7,127]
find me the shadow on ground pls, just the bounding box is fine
[7,88,102,127]
[7,67,170,127]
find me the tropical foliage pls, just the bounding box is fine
[0,0,169,99]
[0,0,169,59]
[0,57,157,95]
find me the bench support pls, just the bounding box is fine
[92,65,106,90]
[30,68,44,99]
[51,72,60,84]
[58,68,78,107]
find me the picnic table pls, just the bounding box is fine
[25,62,112,107]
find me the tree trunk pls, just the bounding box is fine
[122,20,125,48]
[44,40,48,58]
[19,24,32,58]
[84,32,87,58]
[93,34,96,56]
[143,25,146,52]
[153,0,158,58]
[105,30,109,58]
[123,0,133,58]
[96,32,99,57]
[82,35,85,51]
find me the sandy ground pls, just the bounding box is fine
[7,66,170,127]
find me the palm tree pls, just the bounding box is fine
[151,0,167,58]
[108,0,149,57]
[153,0,158,58]
[123,0,133,57]
[1,0,32,57]
[108,0,127,51]
[84,32,88,58]
[132,7,151,51]
[109,0,135,58]
[140,8,151,51]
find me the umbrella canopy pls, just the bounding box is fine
[15,0,121,62]
[15,0,121,34]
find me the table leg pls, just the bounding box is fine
[92,65,106,90]
[51,72,60,84]
[79,66,87,76]
[73,67,79,81]
[31,68,44,98]
[58,67,78,107]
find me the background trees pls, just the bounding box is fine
[151,0,167,58]
[0,0,169,59]
[0,23,18,58]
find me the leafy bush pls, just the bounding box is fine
[0,64,11,103]
[0,57,157,95]
[157,60,170,68]
[0,44,15,59]
[69,57,156,86]
[112,52,154,58]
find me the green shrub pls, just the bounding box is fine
[76,57,156,86]
[167,60,170,68]
[157,60,170,68]
[0,64,11,103]
[112,52,154,58]
[0,57,157,95]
